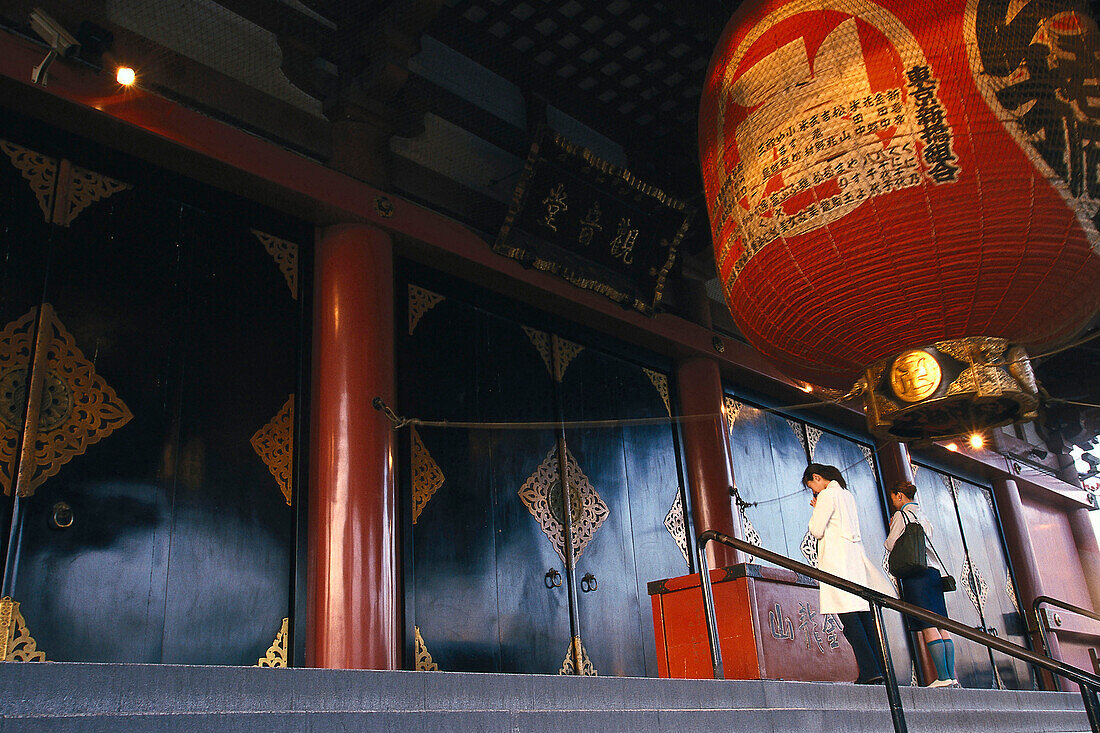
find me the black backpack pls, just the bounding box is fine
[888,510,927,578]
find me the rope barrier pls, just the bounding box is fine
[731,441,889,508]
[371,384,865,432]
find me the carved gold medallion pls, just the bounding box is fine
[889,350,942,402]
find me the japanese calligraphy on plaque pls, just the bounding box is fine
[495,128,693,315]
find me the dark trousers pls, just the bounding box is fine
[840,610,885,681]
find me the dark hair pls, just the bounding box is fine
[802,463,846,489]
[892,481,917,500]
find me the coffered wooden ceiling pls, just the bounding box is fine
[425,0,732,180]
[226,0,735,199]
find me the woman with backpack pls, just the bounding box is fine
[885,480,958,688]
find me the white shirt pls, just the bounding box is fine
[807,481,895,613]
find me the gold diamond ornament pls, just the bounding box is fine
[0,306,132,497]
[518,445,608,564]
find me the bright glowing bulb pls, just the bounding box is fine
[969,433,984,450]
[945,442,959,452]
[800,383,813,393]
[116,67,136,86]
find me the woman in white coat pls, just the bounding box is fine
[804,463,895,684]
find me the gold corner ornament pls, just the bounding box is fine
[250,395,295,505]
[411,426,445,524]
[664,490,690,566]
[643,368,671,417]
[552,336,583,383]
[862,337,1038,441]
[408,285,445,336]
[256,618,289,667]
[252,229,299,300]
[786,419,808,457]
[889,350,943,402]
[723,395,743,429]
[414,626,440,671]
[0,597,45,662]
[522,329,584,382]
[559,636,596,676]
[805,425,823,462]
[0,305,133,497]
[523,326,554,378]
[62,162,130,227]
[0,139,56,222]
[0,139,130,227]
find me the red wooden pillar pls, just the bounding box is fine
[875,440,915,487]
[675,357,740,569]
[307,224,398,669]
[992,477,1061,690]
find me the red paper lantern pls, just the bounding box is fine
[701,0,1100,434]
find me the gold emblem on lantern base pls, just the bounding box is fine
[889,350,942,402]
[862,337,1038,441]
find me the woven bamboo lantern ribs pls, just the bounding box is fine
[700,0,1100,439]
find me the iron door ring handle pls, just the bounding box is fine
[581,572,598,593]
[545,568,562,589]
[50,501,74,530]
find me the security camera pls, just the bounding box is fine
[29,8,80,85]
[29,8,79,55]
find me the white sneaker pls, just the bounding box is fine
[928,679,954,688]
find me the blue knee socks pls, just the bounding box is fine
[944,639,955,679]
[926,639,950,681]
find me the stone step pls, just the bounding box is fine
[0,663,1089,733]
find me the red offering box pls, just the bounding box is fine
[648,563,859,681]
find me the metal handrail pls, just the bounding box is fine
[1033,595,1100,679]
[697,529,1100,733]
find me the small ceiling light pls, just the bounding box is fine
[945,442,959,452]
[116,66,136,86]
[969,433,984,450]
[800,383,813,393]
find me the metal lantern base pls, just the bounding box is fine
[861,337,1039,441]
